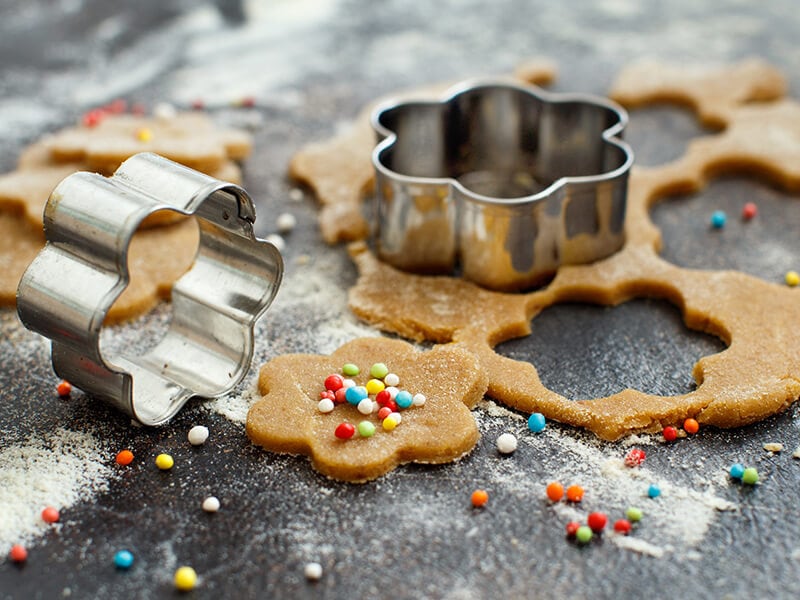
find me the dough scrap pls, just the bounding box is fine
[335,59,800,440]
[288,58,557,244]
[247,337,488,482]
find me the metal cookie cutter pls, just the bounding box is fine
[371,79,634,291]
[17,153,283,425]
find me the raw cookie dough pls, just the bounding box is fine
[247,337,488,482]
[289,58,557,244]
[334,59,800,440]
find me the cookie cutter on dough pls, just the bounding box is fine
[371,79,634,291]
[16,152,283,425]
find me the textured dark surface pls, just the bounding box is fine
[2,2,800,599]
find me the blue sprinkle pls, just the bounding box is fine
[345,386,368,405]
[647,484,661,499]
[710,210,727,229]
[395,390,413,409]
[527,413,546,433]
[114,550,134,570]
[729,463,745,479]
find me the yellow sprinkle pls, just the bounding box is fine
[785,271,799,287]
[155,453,174,470]
[136,127,153,142]
[382,416,398,431]
[365,378,385,395]
[174,566,198,591]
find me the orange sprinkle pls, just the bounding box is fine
[546,481,564,502]
[566,485,585,503]
[471,489,489,508]
[56,380,72,397]
[115,450,134,466]
[9,545,27,563]
[683,418,700,435]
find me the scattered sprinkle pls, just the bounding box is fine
[155,454,174,470]
[304,562,323,581]
[136,127,153,142]
[496,433,518,454]
[412,393,426,407]
[56,380,72,397]
[662,426,677,442]
[527,412,546,433]
[187,425,209,446]
[565,521,580,538]
[334,423,355,440]
[587,512,607,533]
[342,363,360,376]
[471,489,489,508]
[710,210,727,228]
[276,212,297,233]
[369,363,389,379]
[9,545,28,563]
[357,421,376,438]
[345,386,368,405]
[324,374,344,392]
[202,496,220,513]
[683,418,699,435]
[546,481,564,502]
[742,467,759,485]
[566,485,584,503]
[365,378,385,395]
[395,390,413,409]
[318,398,335,413]
[152,102,177,120]
[785,271,799,287]
[647,484,661,498]
[626,507,643,522]
[389,412,402,425]
[742,202,757,220]
[613,519,632,535]
[115,450,134,466]
[288,188,304,202]
[41,506,60,524]
[174,566,198,591]
[575,525,593,544]
[357,398,374,415]
[624,448,646,467]
[114,550,134,570]
[793,447,800,459]
[729,463,745,479]
[763,442,783,453]
[265,233,286,252]
[382,415,399,431]
[384,373,400,387]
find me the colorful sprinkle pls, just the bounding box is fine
[565,521,580,538]
[41,506,60,524]
[382,416,398,431]
[527,413,546,433]
[334,423,355,440]
[566,485,584,503]
[389,412,402,424]
[662,426,678,442]
[575,525,593,544]
[729,463,745,479]
[174,566,198,591]
[375,390,391,406]
[324,374,344,392]
[9,545,27,563]
[275,212,297,234]
[155,454,174,470]
[345,386,368,405]
[395,390,413,409]
[369,362,389,379]
[683,418,699,435]
[710,210,727,228]
[412,393,427,407]
[153,102,177,120]
[318,398,335,413]
[624,448,646,467]
[613,519,632,535]
[81,108,105,127]
[384,386,399,399]
[785,271,800,287]
[377,406,393,420]
[115,449,134,466]
[647,484,661,498]
[304,562,323,581]
[333,388,347,404]
[471,489,489,507]
[365,378,385,395]
[342,378,356,389]
[742,467,759,485]
[626,507,643,522]
[357,421,376,438]
[742,202,758,220]
[357,398,374,415]
[114,550,134,570]
[342,363,360,376]
[496,433,518,454]
[384,373,400,387]
[136,127,153,142]
[56,380,72,397]
[187,425,209,446]
[546,481,564,502]
[587,512,607,533]
[202,496,220,513]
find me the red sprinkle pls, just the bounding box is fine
[81,109,105,127]
[613,519,632,535]
[624,448,646,467]
[334,423,355,440]
[383,399,398,413]
[565,521,581,538]
[324,374,344,392]
[240,96,256,108]
[105,99,127,114]
[131,103,147,116]
[333,388,348,404]
[41,506,60,524]
[191,99,205,110]
[115,450,134,466]
[377,406,392,420]
[375,390,392,406]
[9,545,27,563]
[742,202,758,220]
[587,512,607,533]
[662,426,678,442]
[319,390,335,401]
[56,380,72,397]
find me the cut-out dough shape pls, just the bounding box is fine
[332,59,800,440]
[247,337,488,482]
[288,58,557,244]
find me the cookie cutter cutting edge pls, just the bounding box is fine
[16,152,283,425]
[371,79,635,291]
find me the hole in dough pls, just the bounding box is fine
[625,105,716,167]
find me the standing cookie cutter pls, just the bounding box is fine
[16,153,283,425]
[371,79,634,291]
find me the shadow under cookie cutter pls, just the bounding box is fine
[16,152,283,425]
[371,79,634,291]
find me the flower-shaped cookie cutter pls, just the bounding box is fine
[371,79,634,291]
[16,152,283,425]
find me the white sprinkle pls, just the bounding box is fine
[202,496,220,513]
[496,432,518,454]
[318,398,334,413]
[412,393,426,407]
[357,399,374,415]
[389,412,402,424]
[276,212,297,233]
[793,446,800,459]
[384,373,400,387]
[152,102,177,120]
[289,188,304,202]
[304,562,323,581]
[187,425,209,446]
[763,442,783,453]
[265,234,286,252]
[342,378,356,389]
[385,386,399,399]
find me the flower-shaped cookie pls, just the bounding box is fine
[246,337,488,482]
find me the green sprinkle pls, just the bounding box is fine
[626,507,643,522]
[742,467,759,485]
[369,362,389,379]
[357,421,376,438]
[575,525,593,544]
[342,363,360,376]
